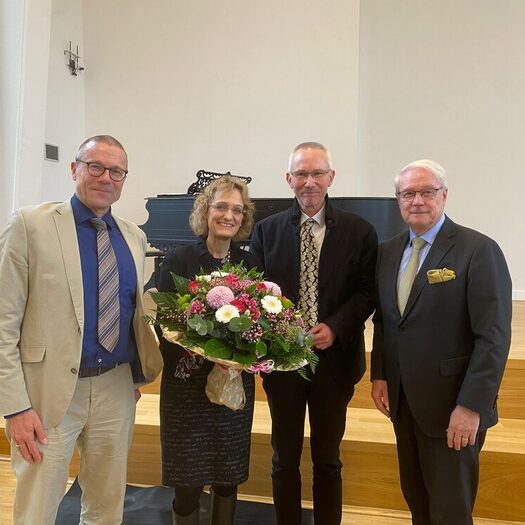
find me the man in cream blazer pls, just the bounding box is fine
[0,135,163,525]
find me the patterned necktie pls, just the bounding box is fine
[298,218,319,329]
[397,236,426,315]
[90,218,120,352]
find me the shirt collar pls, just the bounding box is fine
[300,205,326,228]
[409,213,446,245]
[71,194,116,228]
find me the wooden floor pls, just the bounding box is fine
[1,301,525,524]
[0,458,521,525]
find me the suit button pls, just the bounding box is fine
[71,368,78,374]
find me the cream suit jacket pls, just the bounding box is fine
[0,199,163,428]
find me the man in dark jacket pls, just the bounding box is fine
[250,142,377,524]
[371,159,512,525]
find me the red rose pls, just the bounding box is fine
[188,280,199,294]
[224,274,240,288]
[230,299,246,313]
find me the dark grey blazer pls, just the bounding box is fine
[372,215,512,436]
[251,196,378,388]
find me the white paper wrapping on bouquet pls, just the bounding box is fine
[163,329,246,410]
[162,329,245,368]
[205,365,246,411]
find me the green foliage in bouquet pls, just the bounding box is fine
[146,262,318,375]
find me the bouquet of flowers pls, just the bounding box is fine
[147,262,317,409]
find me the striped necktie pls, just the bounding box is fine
[298,218,319,329]
[90,218,120,352]
[397,236,426,315]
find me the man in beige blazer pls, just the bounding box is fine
[0,135,163,525]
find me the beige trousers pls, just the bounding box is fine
[10,363,136,525]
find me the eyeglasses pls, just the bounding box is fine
[397,187,443,202]
[290,170,332,182]
[76,159,128,182]
[209,203,245,216]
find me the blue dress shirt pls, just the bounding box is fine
[71,195,138,368]
[397,213,446,283]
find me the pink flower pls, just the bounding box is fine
[248,305,261,321]
[206,286,235,309]
[247,359,275,373]
[189,299,205,314]
[238,279,256,290]
[264,281,282,296]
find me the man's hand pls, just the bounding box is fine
[371,379,390,417]
[5,409,48,464]
[309,323,336,350]
[446,405,480,450]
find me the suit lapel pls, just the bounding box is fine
[400,217,456,320]
[114,216,142,294]
[54,201,84,329]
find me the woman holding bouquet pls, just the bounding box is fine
[158,176,260,525]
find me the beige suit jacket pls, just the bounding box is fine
[0,199,163,428]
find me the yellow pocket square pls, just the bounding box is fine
[427,268,456,284]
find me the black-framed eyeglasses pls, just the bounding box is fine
[76,159,128,182]
[209,203,245,216]
[290,169,332,182]
[397,187,443,202]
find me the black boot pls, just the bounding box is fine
[172,508,199,525]
[209,489,237,525]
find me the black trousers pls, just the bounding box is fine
[262,356,354,525]
[392,387,486,525]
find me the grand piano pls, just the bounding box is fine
[139,170,407,284]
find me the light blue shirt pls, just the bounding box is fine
[397,214,446,283]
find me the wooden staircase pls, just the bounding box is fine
[3,353,523,522]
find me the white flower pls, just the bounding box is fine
[261,295,283,314]
[210,270,228,278]
[196,274,212,283]
[215,304,240,323]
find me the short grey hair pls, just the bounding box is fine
[287,142,333,172]
[395,159,448,191]
[76,135,127,162]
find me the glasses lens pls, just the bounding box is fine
[109,169,126,181]
[400,191,415,201]
[420,189,437,200]
[87,163,105,177]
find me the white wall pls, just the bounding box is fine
[6,0,525,296]
[0,0,83,228]
[357,0,525,297]
[0,0,25,227]
[82,0,361,225]
[0,0,53,226]
[41,0,85,202]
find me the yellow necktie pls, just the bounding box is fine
[298,219,318,329]
[397,237,426,315]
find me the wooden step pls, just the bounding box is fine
[5,394,520,521]
[142,356,525,420]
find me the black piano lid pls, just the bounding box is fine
[140,195,407,252]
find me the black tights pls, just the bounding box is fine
[173,484,237,517]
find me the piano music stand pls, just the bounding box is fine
[187,170,252,194]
